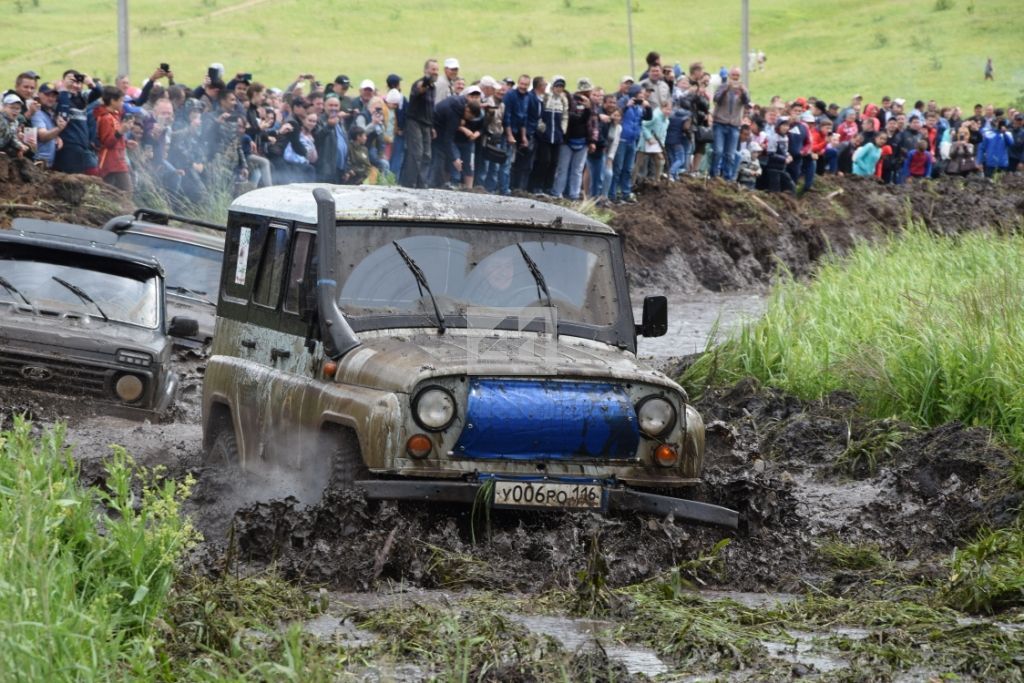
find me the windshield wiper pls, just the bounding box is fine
[516,243,553,308]
[166,285,214,306]
[392,240,446,334]
[0,275,32,306]
[51,276,110,322]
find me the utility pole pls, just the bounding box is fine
[626,0,635,78]
[118,0,130,78]
[741,0,749,89]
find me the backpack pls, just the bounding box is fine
[85,99,103,151]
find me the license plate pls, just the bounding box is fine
[492,481,604,510]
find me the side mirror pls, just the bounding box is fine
[637,295,668,338]
[168,316,199,338]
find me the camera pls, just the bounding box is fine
[74,73,85,83]
[241,72,253,81]
[208,67,219,81]
[160,63,170,72]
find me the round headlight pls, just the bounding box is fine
[115,374,145,403]
[412,387,456,431]
[636,396,677,437]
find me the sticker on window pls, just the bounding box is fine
[235,227,252,285]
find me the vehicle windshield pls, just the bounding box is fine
[337,224,623,338]
[0,259,159,328]
[116,232,221,302]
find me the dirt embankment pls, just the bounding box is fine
[0,156,133,228]
[614,174,1024,293]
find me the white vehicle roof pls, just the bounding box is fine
[228,184,615,235]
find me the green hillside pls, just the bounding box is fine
[2,0,1020,109]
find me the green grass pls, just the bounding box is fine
[0,418,196,681]
[682,225,1024,613]
[683,225,1024,451]
[2,0,1021,109]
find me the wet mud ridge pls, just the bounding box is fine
[615,173,1024,293]
[177,378,1019,600]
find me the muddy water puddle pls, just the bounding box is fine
[635,292,765,359]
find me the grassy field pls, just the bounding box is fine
[1,0,1021,110]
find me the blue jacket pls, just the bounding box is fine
[433,95,467,160]
[54,90,98,173]
[502,88,532,139]
[976,128,1013,168]
[665,109,691,146]
[620,102,646,144]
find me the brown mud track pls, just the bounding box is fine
[179,378,1017,598]
[616,173,1024,293]
[0,156,133,228]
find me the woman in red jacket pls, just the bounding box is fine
[95,86,136,193]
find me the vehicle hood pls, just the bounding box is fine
[0,308,167,358]
[333,328,679,394]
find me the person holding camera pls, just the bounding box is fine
[95,86,136,193]
[31,83,67,168]
[710,67,748,181]
[400,59,439,188]
[53,69,100,174]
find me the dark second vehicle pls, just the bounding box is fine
[0,221,198,415]
[101,209,225,348]
[201,185,737,527]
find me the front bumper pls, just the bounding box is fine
[355,478,739,529]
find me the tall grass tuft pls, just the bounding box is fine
[0,418,196,680]
[683,225,1024,451]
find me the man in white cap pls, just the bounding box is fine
[437,58,460,101]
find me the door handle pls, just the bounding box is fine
[271,348,291,361]
[240,339,257,349]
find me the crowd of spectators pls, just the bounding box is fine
[2,51,1023,209]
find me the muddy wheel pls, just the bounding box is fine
[325,428,367,489]
[206,427,240,468]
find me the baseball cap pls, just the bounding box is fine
[360,79,375,91]
[444,58,460,70]
[893,98,906,106]
[794,97,807,107]
[551,75,566,87]
[852,93,863,99]
[620,75,634,84]
[37,82,57,95]
[503,77,515,86]
[3,93,23,106]
[386,73,401,88]
[464,85,482,96]
[1014,113,1024,121]
[577,77,593,92]
[479,75,499,89]
[334,74,351,87]
[385,89,403,105]
[800,111,816,123]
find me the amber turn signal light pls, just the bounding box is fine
[322,360,338,378]
[654,443,678,467]
[406,434,432,459]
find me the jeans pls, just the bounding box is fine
[608,139,637,200]
[586,152,605,197]
[668,141,691,179]
[389,134,405,182]
[399,120,432,188]
[552,144,588,198]
[711,123,741,179]
[788,155,816,191]
[481,140,512,194]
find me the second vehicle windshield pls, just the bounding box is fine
[335,224,622,331]
[0,259,159,328]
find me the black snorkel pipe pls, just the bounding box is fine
[313,188,360,359]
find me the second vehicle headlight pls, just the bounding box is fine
[413,387,456,431]
[636,396,677,437]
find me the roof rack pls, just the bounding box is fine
[105,208,226,233]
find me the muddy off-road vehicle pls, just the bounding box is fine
[202,185,737,527]
[0,221,198,415]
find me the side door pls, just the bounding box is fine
[248,224,324,469]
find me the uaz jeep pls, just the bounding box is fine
[0,220,198,415]
[202,185,736,527]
